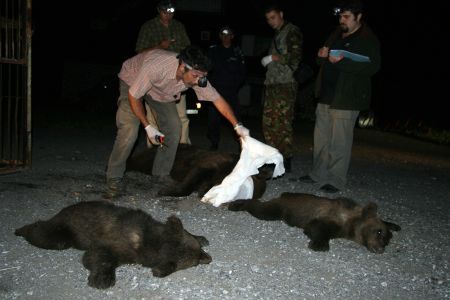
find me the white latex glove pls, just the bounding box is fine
[234,123,250,138]
[145,125,165,145]
[261,55,273,67]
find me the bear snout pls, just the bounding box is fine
[199,250,212,264]
[367,245,385,254]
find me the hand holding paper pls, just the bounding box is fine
[329,49,370,62]
[201,136,285,207]
[234,123,250,138]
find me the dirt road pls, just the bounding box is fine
[1,110,449,299]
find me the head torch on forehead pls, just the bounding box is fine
[164,7,175,13]
[221,29,231,35]
[333,1,363,16]
[158,1,176,13]
[220,26,233,35]
[184,62,208,87]
[333,7,342,16]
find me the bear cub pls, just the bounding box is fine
[126,144,273,198]
[228,192,401,253]
[15,201,212,289]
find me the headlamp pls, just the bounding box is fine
[219,26,233,36]
[184,62,208,88]
[197,76,208,88]
[333,7,342,16]
[165,7,175,13]
[197,77,208,87]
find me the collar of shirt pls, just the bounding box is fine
[125,50,188,102]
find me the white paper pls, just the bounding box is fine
[330,49,370,62]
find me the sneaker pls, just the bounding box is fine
[319,184,340,193]
[298,175,316,184]
[105,178,123,198]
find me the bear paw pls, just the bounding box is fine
[88,271,116,289]
[308,240,330,252]
[227,200,247,211]
[152,267,172,278]
[152,262,177,278]
[157,186,187,197]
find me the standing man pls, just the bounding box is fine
[105,46,250,197]
[261,4,303,172]
[135,0,191,144]
[298,0,380,193]
[207,25,246,150]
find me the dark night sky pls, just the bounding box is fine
[31,0,450,129]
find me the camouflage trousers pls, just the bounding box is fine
[262,83,297,158]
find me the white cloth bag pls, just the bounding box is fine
[201,136,285,207]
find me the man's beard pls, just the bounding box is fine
[340,24,349,33]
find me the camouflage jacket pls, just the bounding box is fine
[135,17,190,54]
[264,22,303,85]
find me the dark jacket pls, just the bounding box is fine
[315,24,380,110]
[207,44,245,91]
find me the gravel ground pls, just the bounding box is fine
[1,110,449,300]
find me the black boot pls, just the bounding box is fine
[284,157,292,173]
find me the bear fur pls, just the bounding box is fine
[15,201,212,289]
[126,144,273,198]
[228,192,401,253]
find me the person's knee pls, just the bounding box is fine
[117,120,139,137]
[162,120,181,143]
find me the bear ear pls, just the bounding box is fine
[362,202,378,218]
[383,220,401,231]
[166,215,184,232]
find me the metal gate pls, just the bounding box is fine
[0,0,32,174]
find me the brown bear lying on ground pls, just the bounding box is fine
[126,144,273,198]
[228,192,401,253]
[15,201,212,289]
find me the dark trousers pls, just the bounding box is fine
[207,87,240,147]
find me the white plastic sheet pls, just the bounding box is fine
[201,136,285,207]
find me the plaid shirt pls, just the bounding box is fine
[135,17,190,53]
[118,49,219,103]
